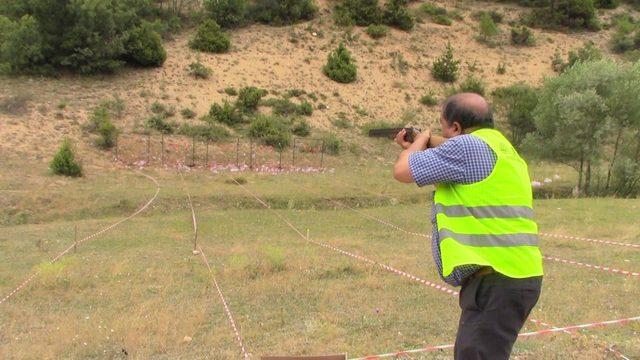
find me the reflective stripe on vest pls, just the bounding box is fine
[439,228,539,247]
[434,204,534,219]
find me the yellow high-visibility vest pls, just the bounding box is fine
[435,128,544,278]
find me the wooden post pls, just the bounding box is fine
[191,136,195,166]
[114,134,119,161]
[292,138,296,167]
[74,224,78,253]
[249,138,254,170]
[236,138,240,167]
[320,140,325,168]
[278,147,283,170]
[160,132,164,165]
[205,139,209,166]
[146,133,151,164]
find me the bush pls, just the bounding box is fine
[0,15,45,74]
[86,105,117,148]
[432,14,452,26]
[365,24,388,38]
[492,83,539,147]
[323,42,357,83]
[511,26,535,46]
[0,0,169,74]
[181,108,197,119]
[237,86,268,112]
[50,139,82,177]
[333,0,382,26]
[321,133,342,155]
[189,19,230,53]
[419,91,438,106]
[249,115,292,149]
[97,118,117,149]
[177,123,230,141]
[472,10,503,24]
[460,76,486,95]
[420,3,447,16]
[478,13,499,45]
[553,41,603,73]
[124,22,166,67]
[188,61,212,79]
[431,42,459,83]
[225,87,238,96]
[204,0,248,29]
[266,98,313,116]
[209,101,243,126]
[595,0,619,8]
[332,113,353,128]
[292,119,311,136]
[250,0,318,26]
[382,0,414,31]
[146,114,174,134]
[497,62,507,74]
[526,0,599,30]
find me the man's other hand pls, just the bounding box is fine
[395,129,412,149]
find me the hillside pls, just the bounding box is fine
[0,0,627,165]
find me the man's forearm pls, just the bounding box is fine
[393,134,430,183]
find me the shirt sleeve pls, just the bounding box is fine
[408,137,467,187]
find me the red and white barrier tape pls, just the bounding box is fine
[229,177,459,297]
[292,186,637,358]
[197,246,250,359]
[539,232,639,249]
[349,315,640,360]
[180,172,249,359]
[543,256,639,278]
[0,171,160,306]
[342,184,640,250]
[318,195,640,280]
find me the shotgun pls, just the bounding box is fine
[368,127,421,142]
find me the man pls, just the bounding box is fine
[392,93,543,359]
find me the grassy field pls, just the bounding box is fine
[0,156,638,359]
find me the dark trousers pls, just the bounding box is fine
[454,272,542,360]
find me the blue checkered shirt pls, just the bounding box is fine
[408,134,497,287]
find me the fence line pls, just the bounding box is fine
[114,132,327,170]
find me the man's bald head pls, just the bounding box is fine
[442,93,494,131]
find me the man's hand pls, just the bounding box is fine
[413,128,432,151]
[393,127,432,183]
[394,129,412,149]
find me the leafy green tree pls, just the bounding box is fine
[204,0,248,28]
[249,114,292,149]
[0,0,168,74]
[189,19,230,53]
[236,86,267,112]
[50,139,83,177]
[478,13,499,45]
[125,21,167,66]
[0,15,45,74]
[492,83,539,147]
[250,0,318,26]
[333,0,382,26]
[382,0,414,31]
[323,42,357,83]
[431,42,460,83]
[525,60,640,195]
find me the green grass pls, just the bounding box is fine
[0,159,639,358]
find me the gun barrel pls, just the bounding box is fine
[368,127,420,142]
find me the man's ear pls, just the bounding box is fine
[453,121,463,135]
